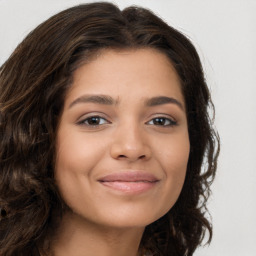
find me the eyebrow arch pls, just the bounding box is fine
[69,94,118,109]
[68,94,184,110]
[145,96,184,110]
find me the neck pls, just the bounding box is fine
[50,211,145,256]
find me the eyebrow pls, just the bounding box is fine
[69,94,184,110]
[145,96,184,110]
[69,94,118,109]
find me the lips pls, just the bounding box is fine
[98,171,159,193]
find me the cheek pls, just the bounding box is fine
[54,129,107,202]
[55,129,107,174]
[54,131,107,212]
[158,131,190,174]
[155,133,190,210]
[166,136,190,182]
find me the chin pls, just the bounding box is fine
[71,201,171,230]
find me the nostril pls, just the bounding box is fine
[111,143,151,161]
[117,154,146,160]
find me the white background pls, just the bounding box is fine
[0,0,255,255]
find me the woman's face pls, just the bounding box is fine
[55,48,190,228]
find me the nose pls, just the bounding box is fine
[110,124,152,162]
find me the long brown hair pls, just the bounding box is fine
[0,2,219,255]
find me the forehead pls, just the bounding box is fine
[65,48,184,106]
[73,48,179,82]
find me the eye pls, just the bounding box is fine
[147,117,177,127]
[78,116,110,126]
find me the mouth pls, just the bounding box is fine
[97,171,160,194]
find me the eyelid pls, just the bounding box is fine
[76,113,111,126]
[146,114,178,126]
[75,112,178,128]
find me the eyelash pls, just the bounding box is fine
[77,115,177,128]
[146,117,177,127]
[77,116,110,126]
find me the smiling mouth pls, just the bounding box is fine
[98,171,159,193]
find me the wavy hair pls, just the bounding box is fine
[0,2,219,255]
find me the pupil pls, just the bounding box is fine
[154,118,165,125]
[88,117,100,125]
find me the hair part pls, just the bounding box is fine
[0,2,219,255]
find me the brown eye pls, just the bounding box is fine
[78,116,109,126]
[147,117,177,126]
[87,117,101,125]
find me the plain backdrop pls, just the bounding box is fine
[0,0,256,255]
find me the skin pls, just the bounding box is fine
[53,48,190,256]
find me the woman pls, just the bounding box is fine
[0,2,219,256]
